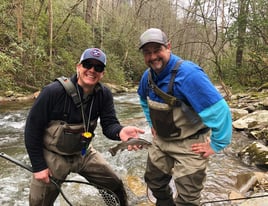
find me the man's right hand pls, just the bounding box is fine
[34,168,51,183]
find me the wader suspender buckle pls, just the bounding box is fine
[56,76,81,108]
[148,59,184,106]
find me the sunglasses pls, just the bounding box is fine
[81,61,105,73]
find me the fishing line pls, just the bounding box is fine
[0,152,120,206]
[200,193,268,205]
[147,176,268,205]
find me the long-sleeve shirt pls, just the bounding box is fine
[137,53,232,153]
[24,75,123,172]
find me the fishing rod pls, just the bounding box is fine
[0,152,33,172]
[0,152,120,206]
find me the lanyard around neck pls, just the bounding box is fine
[76,84,94,133]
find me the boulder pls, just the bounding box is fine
[238,141,268,169]
[232,110,268,130]
[231,108,249,121]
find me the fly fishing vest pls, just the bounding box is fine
[43,76,97,155]
[147,60,209,140]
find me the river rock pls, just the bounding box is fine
[248,129,268,144]
[230,90,268,112]
[231,170,268,205]
[235,172,258,194]
[233,172,268,193]
[5,90,15,97]
[239,195,268,206]
[103,83,129,93]
[238,141,268,169]
[232,110,268,130]
[257,82,268,91]
[263,97,268,109]
[231,108,249,121]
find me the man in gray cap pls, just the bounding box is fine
[24,48,145,206]
[137,28,232,205]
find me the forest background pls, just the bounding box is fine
[0,0,267,97]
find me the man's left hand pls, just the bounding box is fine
[191,141,215,158]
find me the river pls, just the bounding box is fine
[0,93,262,206]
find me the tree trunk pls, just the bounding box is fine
[29,0,45,45]
[48,0,53,69]
[236,0,250,68]
[96,0,101,22]
[14,0,23,43]
[85,0,93,24]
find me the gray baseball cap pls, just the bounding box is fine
[79,48,106,66]
[139,28,168,49]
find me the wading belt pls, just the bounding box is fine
[148,59,184,107]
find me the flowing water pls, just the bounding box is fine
[0,93,262,206]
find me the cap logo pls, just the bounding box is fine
[80,48,106,66]
[90,49,101,57]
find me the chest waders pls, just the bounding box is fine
[43,76,97,155]
[147,60,209,140]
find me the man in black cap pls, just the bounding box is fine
[137,28,232,205]
[24,48,145,206]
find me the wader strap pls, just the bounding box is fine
[56,76,81,108]
[167,59,184,95]
[148,59,184,106]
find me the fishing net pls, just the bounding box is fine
[98,187,120,206]
[0,152,120,206]
[52,178,121,206]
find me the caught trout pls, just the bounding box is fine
[109,138,152,156]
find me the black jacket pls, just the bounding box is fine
[24,75,123,172]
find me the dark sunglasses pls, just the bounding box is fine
[81,61,105,73]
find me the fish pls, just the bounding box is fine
[109,138,152,156]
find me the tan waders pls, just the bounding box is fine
[145,132,209,206]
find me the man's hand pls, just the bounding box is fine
[191,141,215,158]
[119,126,145,141]
[119,126,145,151]
[34,168,52,183]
